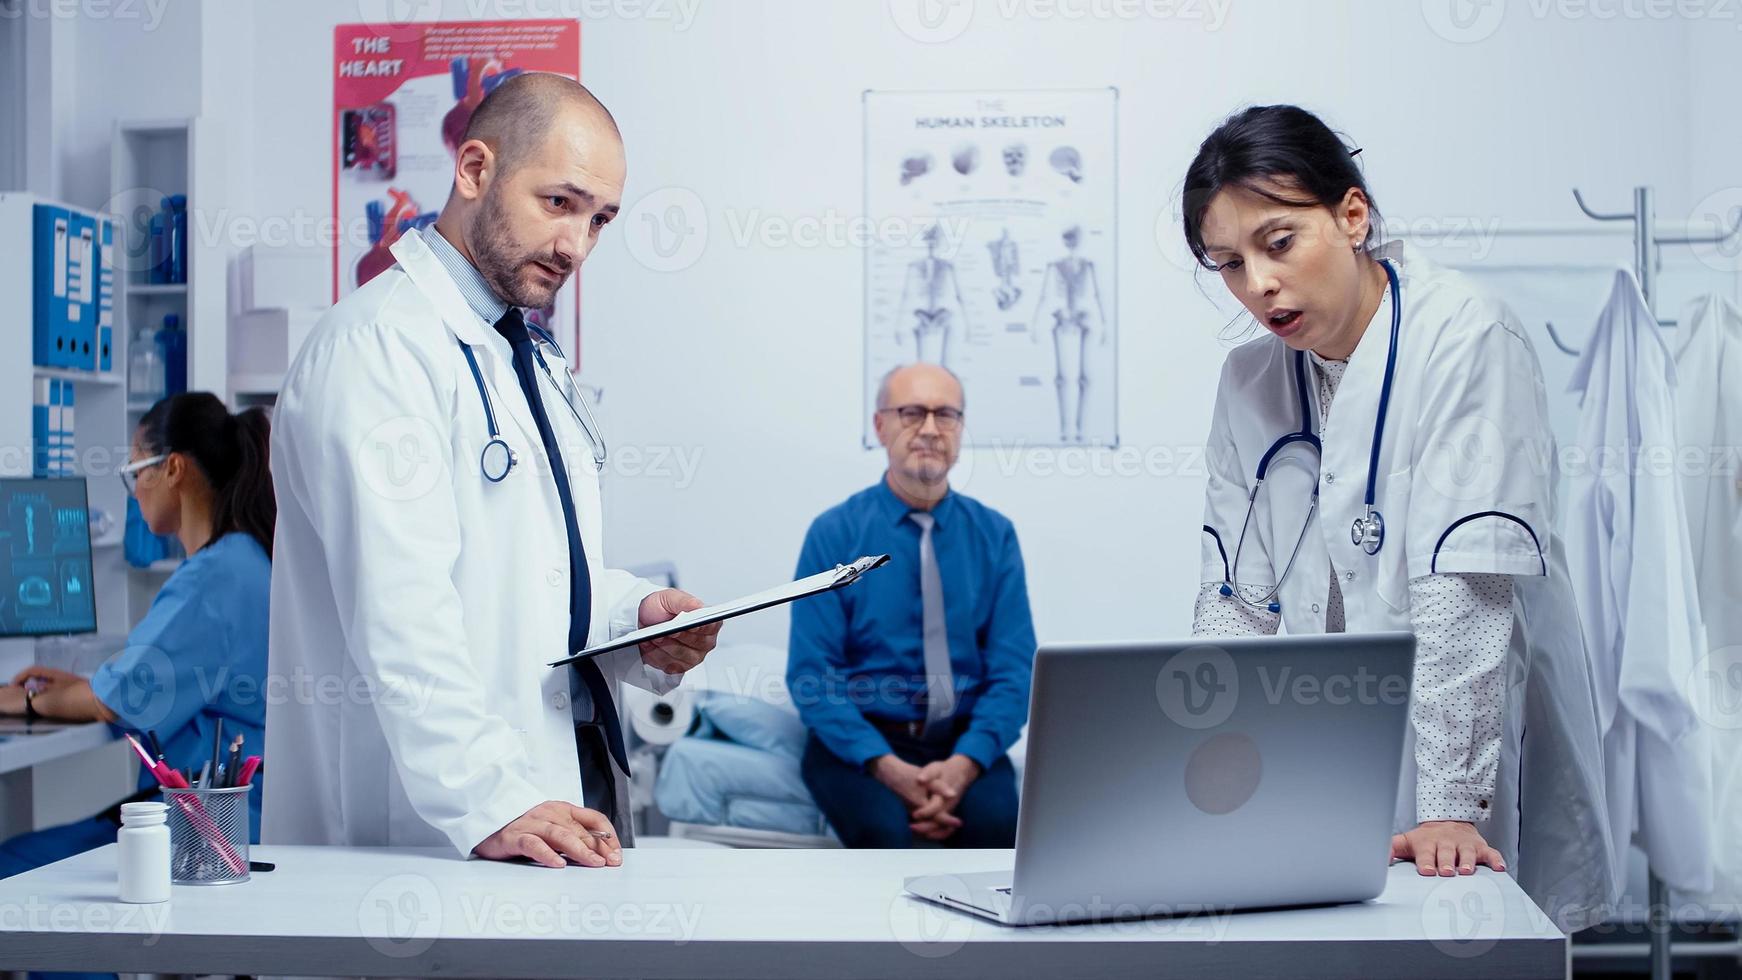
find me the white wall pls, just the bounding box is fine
[234,0,1708,649]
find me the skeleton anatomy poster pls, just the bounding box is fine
[863,88,1118,448]
[333,20,583,366]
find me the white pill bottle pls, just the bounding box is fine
[117,800,171,903]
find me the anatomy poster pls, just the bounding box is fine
[864,88,1118,447]
[333,20,582,366]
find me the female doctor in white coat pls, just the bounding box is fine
[1183,105,1616,930]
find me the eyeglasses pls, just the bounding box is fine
[119,455,166,494]
[880,405,965,431]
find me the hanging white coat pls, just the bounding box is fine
[1564,271,1715,895]
[1671,293,1742,902]
[1199,242,1618,931]
[264,230,677,856]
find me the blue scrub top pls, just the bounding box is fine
[89,532,271,839]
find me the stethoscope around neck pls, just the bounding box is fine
[1219,259,1401,614]
[457,323,608,483]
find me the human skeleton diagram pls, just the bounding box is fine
[1028,226,1109,442]
[987,228,1022,311]
[895,225,970,368]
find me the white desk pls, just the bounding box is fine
[0,721,117,834]
[0,846,1566,978]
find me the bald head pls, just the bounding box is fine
[876,362,965,412]
[437,71,627,311]
[461,72,620,179]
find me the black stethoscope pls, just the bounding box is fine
[1218,259,1401,614]
[457,324,608,484]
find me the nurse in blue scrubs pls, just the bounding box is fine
[0,392,275,880]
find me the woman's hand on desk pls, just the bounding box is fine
[4,667,113,722]
[473,801,623,869]
[1391,821,1506,876]
[12,666,82,687]
[0,684,24,716]
[636,589,721,675]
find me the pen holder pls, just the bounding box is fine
[161,786,251,885]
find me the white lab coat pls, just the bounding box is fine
[1672,293,1742,902]
[264,230,677,856]
[1564,270,1715,895]
[1199,242,1617,930]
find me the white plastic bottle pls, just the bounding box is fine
[117,801,171,903]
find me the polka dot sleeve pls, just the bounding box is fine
[1407,572,1513,825]
[1191,582,1282,637]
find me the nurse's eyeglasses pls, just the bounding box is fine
[119,454,166,494]
[881,405,965,432]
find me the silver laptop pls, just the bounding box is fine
[904,632,1414,926]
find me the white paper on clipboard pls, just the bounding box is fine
[547,554,892,666]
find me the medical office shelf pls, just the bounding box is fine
[111,116,225,630]
[33,366,125,387]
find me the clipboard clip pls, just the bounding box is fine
[833,554,892,586]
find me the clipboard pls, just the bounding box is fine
[547,554,892,666]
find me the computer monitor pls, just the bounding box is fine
[0,478,97,638]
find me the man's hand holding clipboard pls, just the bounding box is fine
[550,555,893,668]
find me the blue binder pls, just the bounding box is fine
[68,211,97,370]
[32,204,68,367]
[31,378,50,477]
[97,217,115,372]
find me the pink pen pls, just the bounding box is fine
[125,735,247,875]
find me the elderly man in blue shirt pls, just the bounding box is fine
[787,363,1035,848]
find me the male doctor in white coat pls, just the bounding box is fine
[265,73,718,868]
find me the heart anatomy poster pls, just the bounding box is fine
[333,19,583,367]
[864,88,1119,448]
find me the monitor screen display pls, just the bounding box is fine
[0,478,97,637]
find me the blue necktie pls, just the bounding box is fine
[492,308,630,780]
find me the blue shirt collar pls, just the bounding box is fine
[874,473,956,529]
[420,225,510,326]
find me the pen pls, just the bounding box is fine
[126,735,247,875]
[146,731,165,762]
[236,755,262,787]
[225,735,243,788]
[196,760,212,789]
[208,720,224,788]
